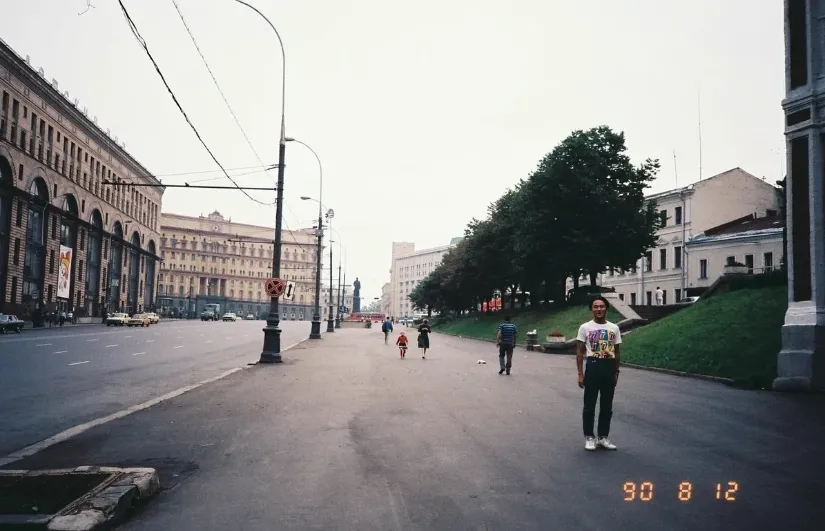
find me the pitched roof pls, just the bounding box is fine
[688,213,784,245]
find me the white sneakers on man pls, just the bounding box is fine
[584,437,617,451]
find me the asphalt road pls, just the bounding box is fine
[0,318,312,456]
[3,327,824,530]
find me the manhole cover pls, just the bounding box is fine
[0,473,111,516]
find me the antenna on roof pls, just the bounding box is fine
[673,150,679,188]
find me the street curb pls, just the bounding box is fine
[0,466,159,531]
[434,331,736,385]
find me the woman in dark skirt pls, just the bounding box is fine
[417,319,432,359]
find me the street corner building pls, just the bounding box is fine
[0,38,163,324]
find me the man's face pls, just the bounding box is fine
[591,300,607,320]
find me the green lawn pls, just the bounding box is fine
[434,305,622,342]
[622,285,788,389]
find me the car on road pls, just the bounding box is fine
[106,313,129,326]
[144,312,160,324]
[0,314,24,334]
[127,314,152,327]
[245,314,255,320]
[222,312,238,322]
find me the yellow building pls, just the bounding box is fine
[157,211,320,320]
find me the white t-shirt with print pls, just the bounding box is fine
[576,320,622,359]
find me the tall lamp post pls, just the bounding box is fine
[289,138,324,339]
[232,0,287,363]
[325,210,336,333]
[301,196,335,334]
[328,232,345,328]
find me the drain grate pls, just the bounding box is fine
[0,473,111,516]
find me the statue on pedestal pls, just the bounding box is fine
[353,278,361,313]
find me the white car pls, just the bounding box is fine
[222,312,238,322]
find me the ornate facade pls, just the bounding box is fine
[0,39,162,323]
[157,211,319,320]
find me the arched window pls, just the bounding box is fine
[144,241,157,310]
[22,178,49,315]
[127,232,140,313]
[108,221,123,312]
[0,156,13,310]
[57,195,79,311]
[85,209,103,316]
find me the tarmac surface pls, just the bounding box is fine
[2,326,823,530]
[0,318,310,456]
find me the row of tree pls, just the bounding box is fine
[409,126,663,315]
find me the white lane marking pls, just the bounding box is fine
[36,343,52,347]
[124,335,132,338]
[68,361,89,366]
[226,337,233,340]
[173,345,183,349]
[132,352,146,356]
[205,340,213,344]
[105,344,118,348]
[146,340,155,343]
[52,350,68,354]
[87,338,99,342]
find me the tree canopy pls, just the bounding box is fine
[406,126,662,315]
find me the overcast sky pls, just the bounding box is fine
[0,0,784,301]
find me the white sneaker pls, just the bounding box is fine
[584,437,597,451]
[597,437,617,450]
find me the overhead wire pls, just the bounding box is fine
[116,0,275,206]
[168,0,316,245]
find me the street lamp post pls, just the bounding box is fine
[289,138,324,340]
[325,211,335,333]
[233,0,287,363]
[336,268,345,328]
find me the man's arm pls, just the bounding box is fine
[576,341,585,378]
[496,325,502,344]
[614,344,621,372]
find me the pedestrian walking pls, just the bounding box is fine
[496,315,517,375]
[655,286,663,306]
[576,296,621,451]
[396,331,409,359]
[381,317,393,344]
[417,319,431,358]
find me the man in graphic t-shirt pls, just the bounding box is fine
[576,296,622,451]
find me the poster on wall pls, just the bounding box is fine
[57,245,73,299]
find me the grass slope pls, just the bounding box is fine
[622,285,787,388]
[435,306,622,342]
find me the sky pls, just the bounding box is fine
[0,0,785,301]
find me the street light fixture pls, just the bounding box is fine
[301,196,336,334]
[289,138,325,340]
[232,0,287,364]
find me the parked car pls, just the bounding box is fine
[0,314,24,334]
[245,314,255,320]
[222,312,238,322]
[106,313,129,326]
[127,314,152,327]
[679,296,701,304]
[144,312,160,324]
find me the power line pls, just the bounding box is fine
[154,164,276,178]
[116,0,275,206]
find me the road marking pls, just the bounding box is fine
[105,344,118,348]
[36,343,52,347]
[68,361,89,366]
[132,352,146,356]
[173,345,183,349]
[87,338,99,342]
[226,337,233,340]
[146,340,155,343]
[0,338,308,468]
[124,335,132,338]
[52,350,68,354]
[205,340,213,344]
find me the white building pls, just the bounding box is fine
[388,238,461,318]
[380,281,391,317]
[320,282,353,315]
[575,168,782,305]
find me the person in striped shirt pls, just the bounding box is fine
[496,316,518,375]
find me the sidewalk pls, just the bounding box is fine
[3,329,824,530]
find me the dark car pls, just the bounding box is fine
[0,314,24,334]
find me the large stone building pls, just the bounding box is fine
[775,0,825,391]
[0,39,163,322]
[388,237,462,318]
[156,211,319,320]
[575,168,781,304]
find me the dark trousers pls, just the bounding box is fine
[582,358,617,438]
[499,344,514,370]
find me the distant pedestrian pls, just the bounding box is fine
[396,331,408,359]
[417,319,431,358]
[576,296,622,452]
[496,316,517,375]
[655,286,663,306]
[382,318,393,344]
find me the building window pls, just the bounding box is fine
[659,209,667,226]
[675,206,682,225]
[630,292,636,305]
[659,249,667,270]
[789,0,809,89]
[645,251,653,272]
[726,256,735,266]
[674,246,682,268]
[675,288,682,302]
[699,259,708,279]
[745,254,754,274]
[764,252,774,272]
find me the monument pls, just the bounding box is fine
[353,278,361,313]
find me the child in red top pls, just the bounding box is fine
[396,331,408,358]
